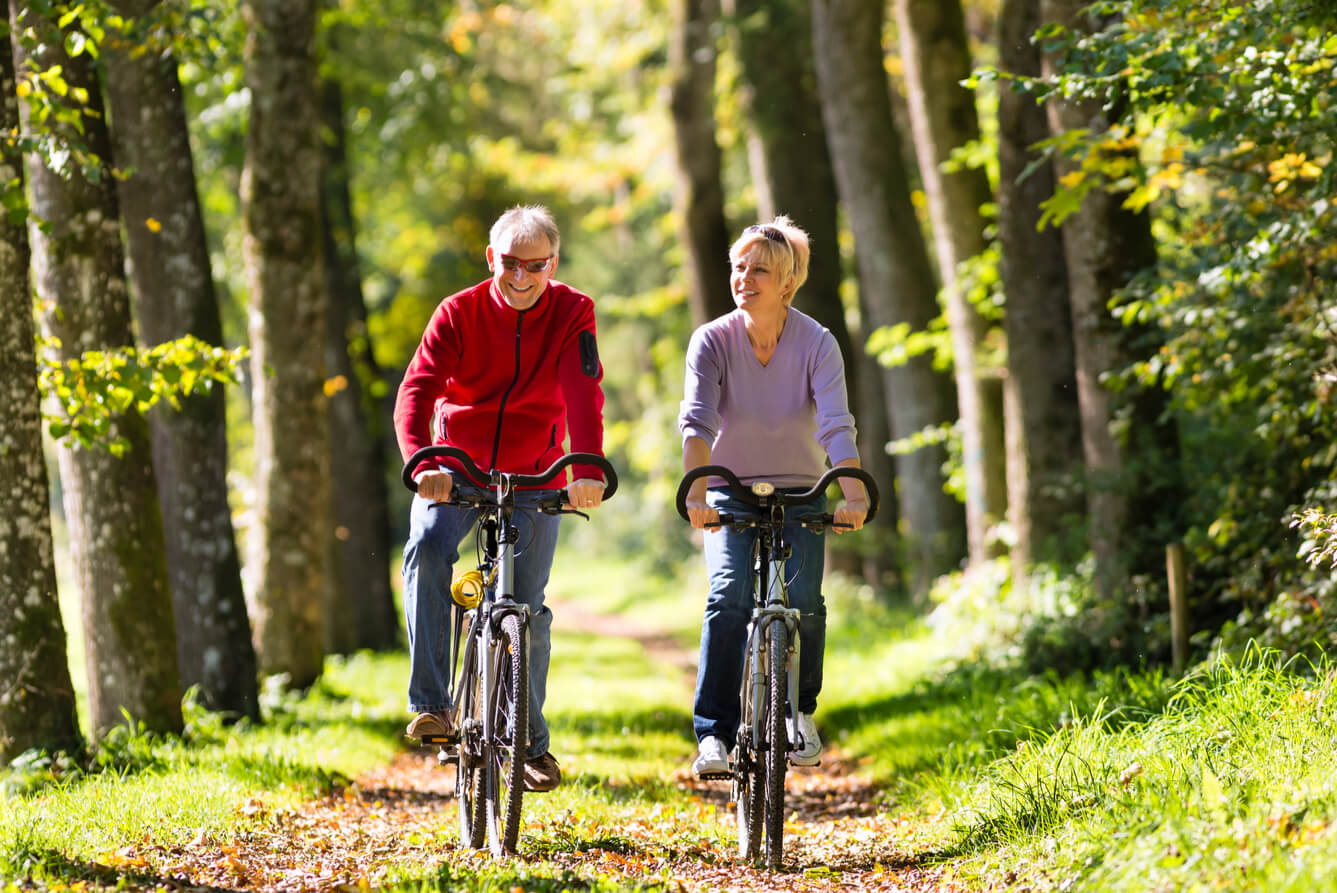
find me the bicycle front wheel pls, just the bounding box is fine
[734,626,764,860]
[484,612,529,856]
[763,617,789,870]
[455,624,486,849]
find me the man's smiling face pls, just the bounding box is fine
[486,233,557,311]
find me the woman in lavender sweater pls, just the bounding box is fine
[679,215,870,779]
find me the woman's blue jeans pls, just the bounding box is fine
[403,488,560,759]
[693,488,828,748]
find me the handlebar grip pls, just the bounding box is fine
[535,452,618,501]
[675,465,756,521]
[402,445,488,492]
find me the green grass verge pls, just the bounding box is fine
[13,547,1337,890]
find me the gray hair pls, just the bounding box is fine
[490,205,561,255]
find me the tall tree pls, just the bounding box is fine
[811,0,966,593]
[319,59,398,653]
[0,30,83,765]
[12,1,182,735]
[727,0,916,590]
[101,2,259,720]
[893,0,1008,566]
[996,0,1082,573]
[241,0,330,688]
[1041,0,1179,597]
[726,0,852,372]
[669,0,734,326]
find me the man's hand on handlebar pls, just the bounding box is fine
[415,468,454,503]
[832,498,868,534]
[564,478,606,511]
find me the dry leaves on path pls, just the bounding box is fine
[107,748,958,893]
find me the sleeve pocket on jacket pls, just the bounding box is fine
[579,330,600,378]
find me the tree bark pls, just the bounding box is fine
[894,0,1008,565]
[669,0,734,326]
[12,2,182,736]
[811,0,966,594]
[0,30,83,765]
[242,0,330,689]
[102,4,259,720]
[726,0,854,375]
[1041,0,1178,597]
[320,70,399,653]
[996,0,1083,573]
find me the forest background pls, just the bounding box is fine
[0,0,1334,818]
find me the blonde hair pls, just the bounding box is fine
[728,214,811,305]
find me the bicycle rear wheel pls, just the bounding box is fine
[484,612,528,856]
[455,625,485,849]
[763,617,789,870]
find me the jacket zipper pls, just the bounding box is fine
[490,309,525,470]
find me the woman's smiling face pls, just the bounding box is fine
[731,244,792,313]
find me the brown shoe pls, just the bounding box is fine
[406,711,453,743]
[523,752,561,792]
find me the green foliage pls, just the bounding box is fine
[978,0,1337,646]
[37,334,246,454]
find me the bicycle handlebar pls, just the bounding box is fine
[674,464,879,524]
[402,445,619,502]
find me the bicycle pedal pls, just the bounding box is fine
[696,771,733,781]
[420,733,457,746]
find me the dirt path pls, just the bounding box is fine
[116,606,956,892]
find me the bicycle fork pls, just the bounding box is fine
[746,550,800,752]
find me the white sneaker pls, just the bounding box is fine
[789,713,822,766]
[692,735,730,778]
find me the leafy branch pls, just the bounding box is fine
[38,334,247,455]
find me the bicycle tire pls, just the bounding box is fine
[455,628,486,849]
[763,618,788,870]
[734,633,763,859]
[485,612,528,855]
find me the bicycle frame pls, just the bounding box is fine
[676,463,879,869]
[404,444,619,856]
[744,502,801,756]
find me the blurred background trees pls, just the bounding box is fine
[2,0,1335,764]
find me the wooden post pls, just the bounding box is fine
[1166,543,1189,672]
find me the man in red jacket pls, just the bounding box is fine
[394,205,608,793]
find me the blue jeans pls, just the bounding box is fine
[693,488,828,748]
[403,488,560,759]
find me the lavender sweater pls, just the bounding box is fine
[679,308,859,488]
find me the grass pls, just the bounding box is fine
[14,542,1337,890]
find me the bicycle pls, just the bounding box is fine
[402,445,618,856]
[676,464,879,870]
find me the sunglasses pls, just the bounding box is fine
[745,224,787,246]
[499,254,553,274]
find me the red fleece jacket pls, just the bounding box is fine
[394,279,606,487]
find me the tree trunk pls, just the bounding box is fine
[997,0,1083,573]
[1042,0,1178,597]
[320,70,399,653]
[242,0,330,689]
[894,0,1008,565]
[811,0,966,595]
[102,4,259,721]
[726,0,854,375]
[0,30,83,765]
[13,2,182,736]
[669,0,734,326]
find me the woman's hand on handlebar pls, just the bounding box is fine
[416,468,454,503]
[564,478,606,510]
[832,498,868,534]
[684,477,720,531]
